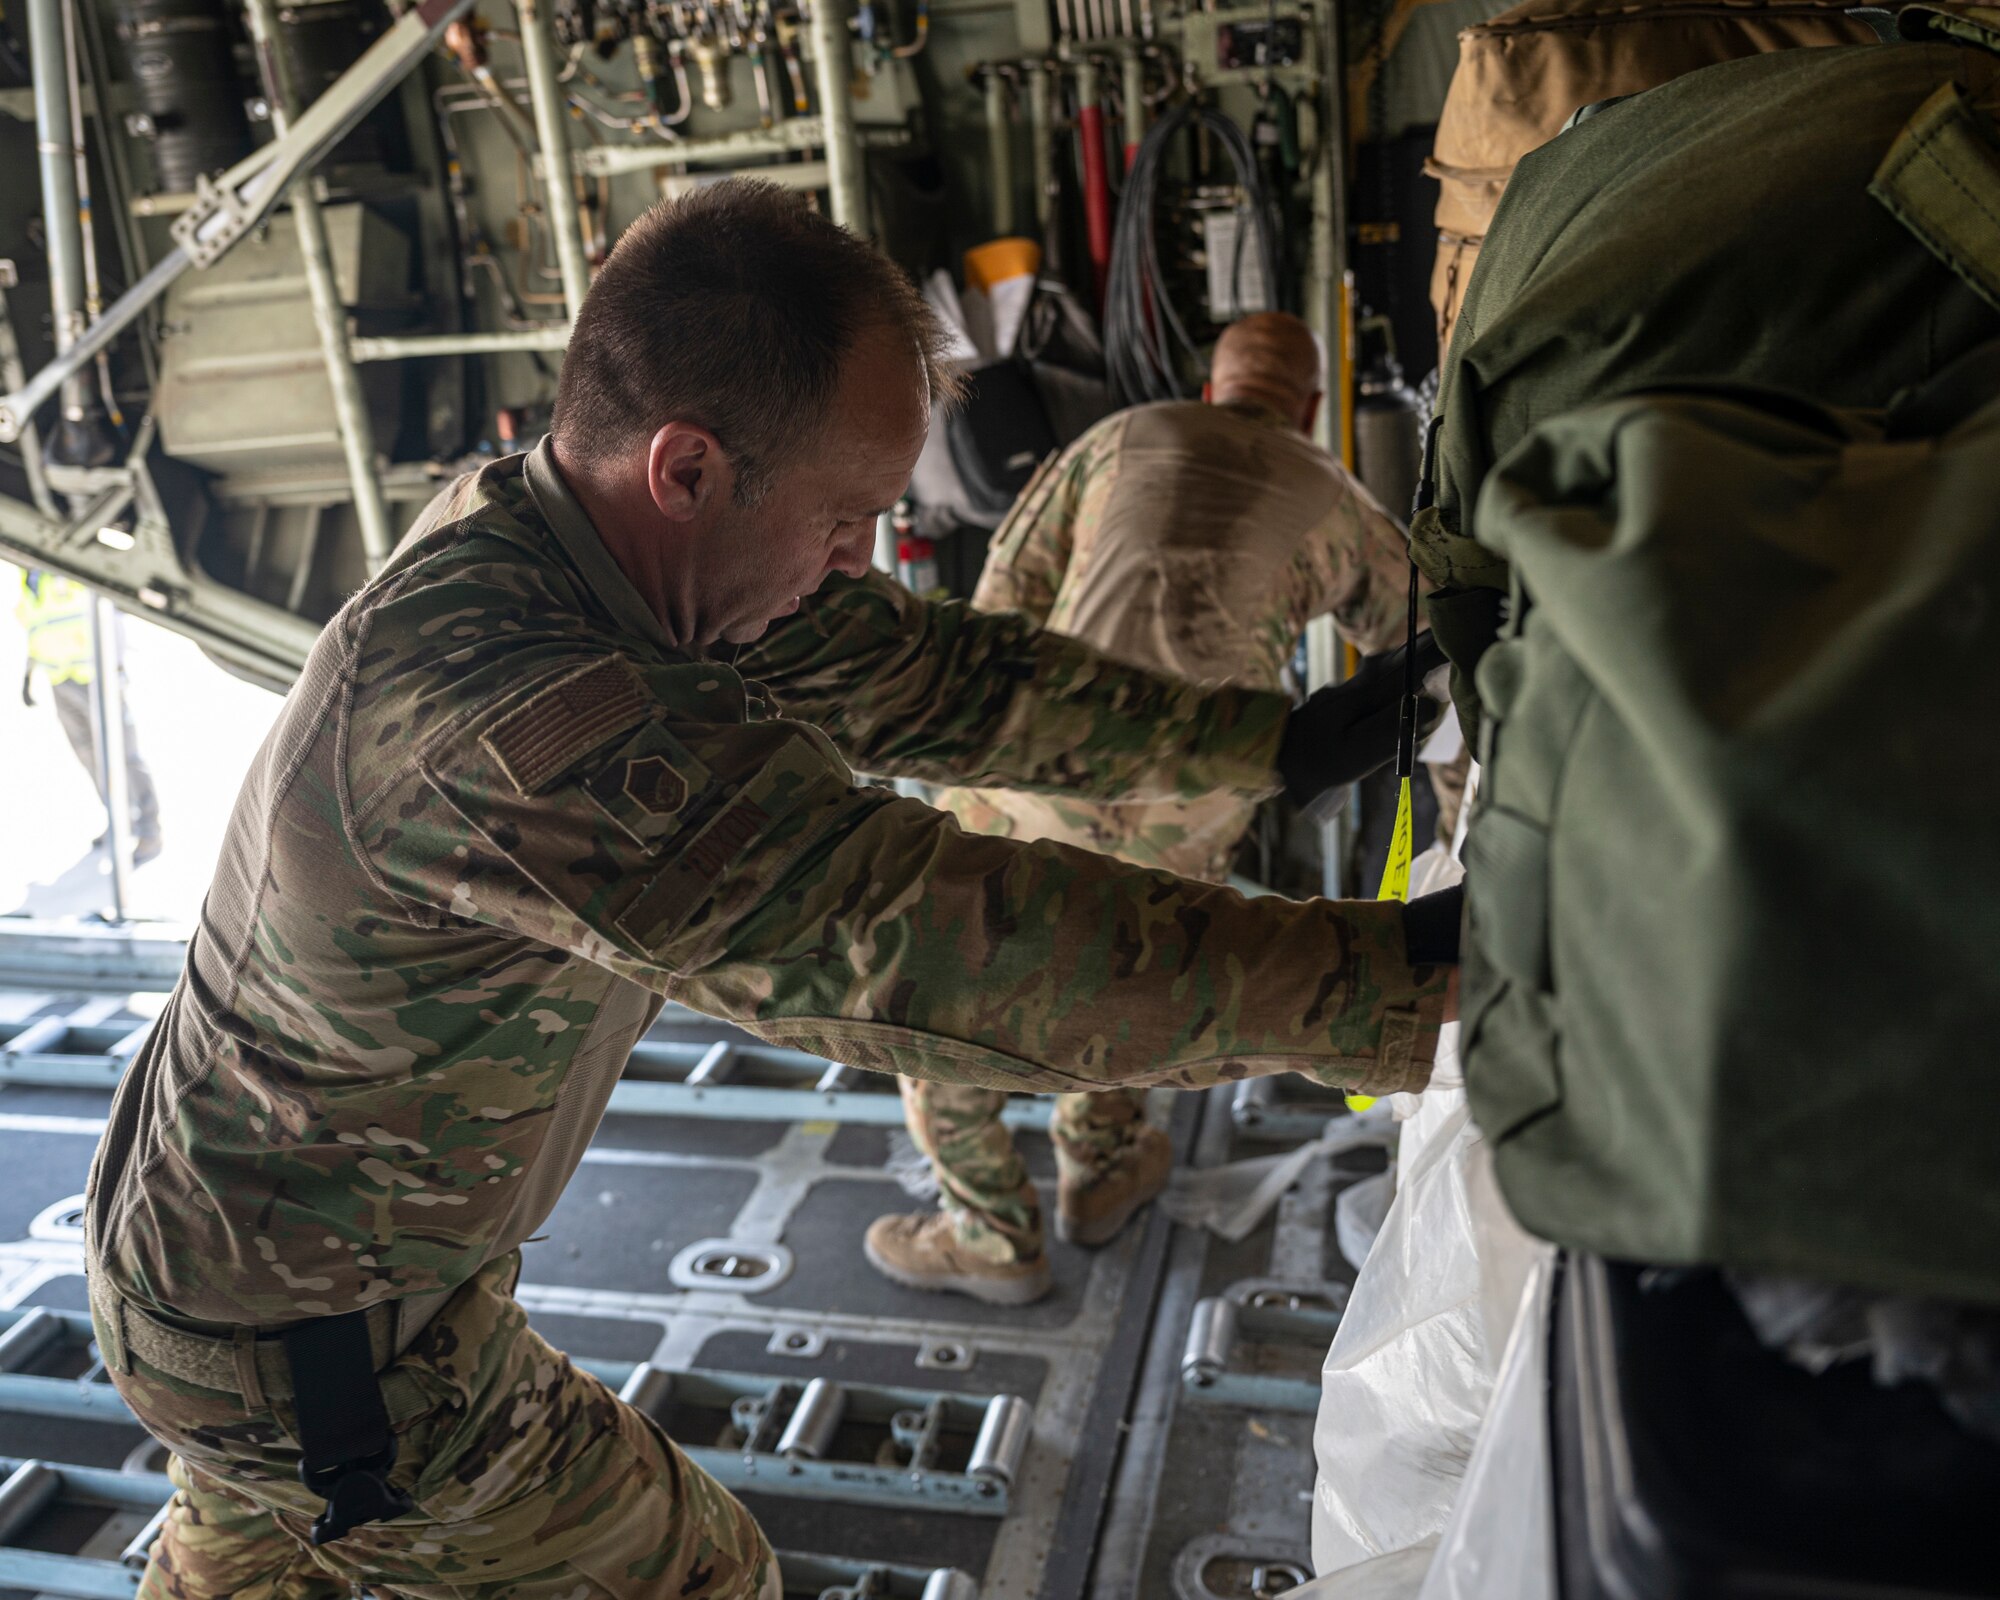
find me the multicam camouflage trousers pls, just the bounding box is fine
[97,1252,778,1600]
[898,1080,1147,1262]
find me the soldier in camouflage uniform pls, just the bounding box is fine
[85,185,1455,1599]
[872,313,1419,1304]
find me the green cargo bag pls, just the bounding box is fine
[1460,347,2000,1306]
[1416,6,2000,743]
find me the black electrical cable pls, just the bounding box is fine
[1104,104,1280,407]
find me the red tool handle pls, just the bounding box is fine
[1079,102,1113,313]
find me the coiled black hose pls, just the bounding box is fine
[1104,104,1280,407]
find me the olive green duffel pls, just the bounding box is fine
[1461,346,2000,1305]
[1416,6,2000,745]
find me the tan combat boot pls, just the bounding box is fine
[1056,1124,1173,1246]
[863,1212,1053,1305]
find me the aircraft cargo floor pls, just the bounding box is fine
[0,923,1370,1600]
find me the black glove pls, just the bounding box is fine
[1275,632,1448,815]
[1399,882,1465,967]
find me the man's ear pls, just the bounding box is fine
[1301,391,1323,438]
[646,422,735,521]
[1201,381,1214,404]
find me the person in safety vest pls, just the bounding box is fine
[16,569,163,864]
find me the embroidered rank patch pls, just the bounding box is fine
[483,658,648,795]
[623,754,687,816]
[614,792,773,950]
[684,796,771,879]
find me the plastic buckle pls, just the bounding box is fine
[300,1441,414,1546]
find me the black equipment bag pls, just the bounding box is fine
[944,359,1062,520]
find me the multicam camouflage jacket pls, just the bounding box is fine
[86,437,1448,1326]
[940,400,1415,880]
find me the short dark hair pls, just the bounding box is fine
[552,181,961,501]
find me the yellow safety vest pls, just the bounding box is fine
[16,571,95,686]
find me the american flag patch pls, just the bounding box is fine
[482,658,648,795]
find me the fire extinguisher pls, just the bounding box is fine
[897,534,941,596]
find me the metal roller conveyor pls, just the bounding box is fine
[0,1458,173,1507]
[0,1306,97,1341]
[117,1499,175,1569]
[0,1308,66,1373]
[965,1394,1032,1488]
[1180,1296,1237,1390]
[774,1377,847,1460]
[616,1361,677,1414]
[0,1455,980,1599]
[0,1325,1033,1516]
[1179,1285,1344,1414]
[1229,1076,1359,1143]
[0,1002,1055,1131]
[0,1461,63,1545]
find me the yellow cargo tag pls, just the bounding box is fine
[1349,776,1417,1115]
[1375,776,1415,903]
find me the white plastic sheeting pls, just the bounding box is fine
[1410,1254,1556,1600]
[1158,1105,1399,1242]
[1288,1544,1439,1599]
[1308,843,1549,1577]
[1334,1169,1396,1273]
[1291,1256,1556,1600]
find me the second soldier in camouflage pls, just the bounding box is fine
[875,311,1422,1303]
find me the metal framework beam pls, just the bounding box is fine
[571,119,906,180]
[1027,63,1054,238]
[85,596,135,917]
[806,0,866,233]
[348,326,572,362]
[0,0,479,443]
[984,70,1014,237]
[26,0,95,434]
[0,483,320,686]
[516,0,591,316]
[242,0,395,568]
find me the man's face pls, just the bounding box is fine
[705,327,931,647]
